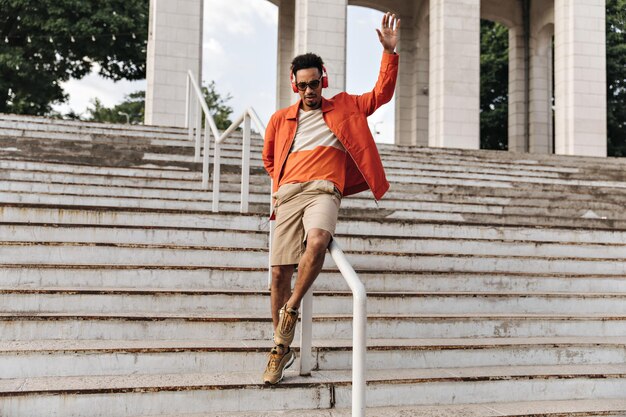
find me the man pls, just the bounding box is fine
[262,12,400,385]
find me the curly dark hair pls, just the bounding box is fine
[291,53,324,78]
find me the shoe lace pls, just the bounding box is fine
[267,348,283,372]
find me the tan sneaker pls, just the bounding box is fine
[274,304,299,347]
[263,345,295,385]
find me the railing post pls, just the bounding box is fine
[202,120,210,190]
[185,75,190,129]
[194,98,202,162]
[240,112,251,213]
[299,289,313,376]
[329,240,367,417]
[188,96,194,143]
[268,179,274,290]
[352,282,367,417]
[267,222,274,290]
[212,142,221,212]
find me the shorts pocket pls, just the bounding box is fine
[274,183,301,207]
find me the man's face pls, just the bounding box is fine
[294,67,323,111]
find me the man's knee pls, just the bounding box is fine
[305,229,332,256]
[272,265,294,286]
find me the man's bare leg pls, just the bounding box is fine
[286,228,332,310]
[271,265,294,330]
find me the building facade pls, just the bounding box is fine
[146,0,607,157]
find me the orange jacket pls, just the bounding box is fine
[263,52,399,201]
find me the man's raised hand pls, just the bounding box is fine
[376,12,400,54]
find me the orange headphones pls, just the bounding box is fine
[291,65,329,93]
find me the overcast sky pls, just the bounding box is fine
[52,1,395,143]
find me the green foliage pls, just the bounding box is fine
[85,91,144,124]
[480,20,509,151]
[606,0,626,157]
[201,80,234,130]
[0,0,148,115]
[81,82,233,129]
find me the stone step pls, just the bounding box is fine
[0,135,201,171]
[0,115,624,170]
[0,168,553,209]
[145,399,626,417]
[3,116,625,174]
[4,287,626,315]
[3,337,625,378]
[385,169,626,191]
[3,267,625,294]
[0,191,264,214]
[139,147,580,179]
[0,126,188,146]
[0,195,607,231]
[2,156,625,203]
[0,365,624,416]
[381,209,623,229]
[4,179,626,223]
[2,178,622,222]
[3,190,625,228]
[3,313,625,340]
[4,174,626,218]
[0,159,204,180]
[3,224,626,259]
[8,143,609,188]
[139,150,626,188]
[169,147,626,186]
[4,140,626,192]
[0,165,592,202]
[0,113,188,136]
[2,169,269,191]
[4,206,626,244]
[0,224,269,250]
[2,242,626,275]
[4,158,626,205]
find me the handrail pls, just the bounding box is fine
[299,240,367,417]
[185,71,366,416]
[185,71,265,213]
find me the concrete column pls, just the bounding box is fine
[277,0,296,109]
[429,0,480,149]
[529,25,555,154]
[294,0,347,97]
[413,14,430,147]
[508,24,528,152]
[395,16,418,146]
[554,0,607,156]
[145,0,203,127]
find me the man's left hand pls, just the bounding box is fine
[376,12,400,54]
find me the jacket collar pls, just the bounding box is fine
[286,97,335,120]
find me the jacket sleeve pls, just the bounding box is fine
[354,52,399,116]
[262,114,277,177]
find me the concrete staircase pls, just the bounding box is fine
[1,113,626,416]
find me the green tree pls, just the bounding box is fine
[606,0,626,157]
[201,80,234,130]
[480,20,509,151]
[85,91,144,124]
[0,0,148,115]
[82,82,233,129]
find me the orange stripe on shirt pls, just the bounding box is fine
[279,146,347,193]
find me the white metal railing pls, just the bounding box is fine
[299,241,367,417]
[185,70,265,213]
[184,71,367,416]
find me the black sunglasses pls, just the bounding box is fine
[295,77,322,91]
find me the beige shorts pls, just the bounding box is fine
[270,180,342,266]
